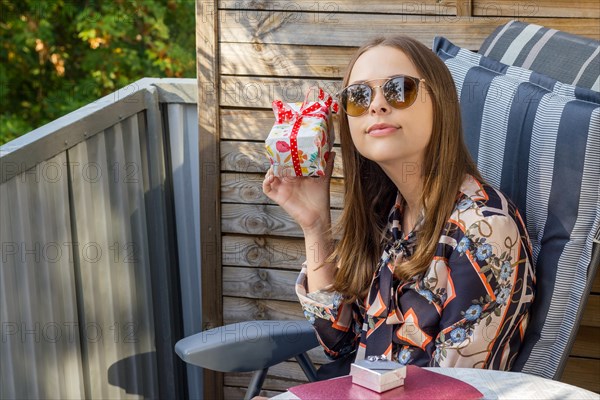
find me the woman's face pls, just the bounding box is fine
[346,46,434,171]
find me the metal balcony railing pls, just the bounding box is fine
[0,78,201,399]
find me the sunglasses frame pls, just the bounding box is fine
[336,75,426,117]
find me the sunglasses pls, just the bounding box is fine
[337,75,426,117]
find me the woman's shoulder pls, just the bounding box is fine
[449,174,523,231]
[437,175,532,273]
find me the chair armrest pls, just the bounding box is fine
[175,320,319,372]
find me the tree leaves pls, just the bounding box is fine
[1,0,196,144]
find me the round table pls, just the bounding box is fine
[270,368,599,399]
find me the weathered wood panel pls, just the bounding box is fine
[220,13,600,49]
[198,0,223,397]
[581,294,600,328]
[561,357,600,394]
[223,266,299,301]
[220,141,344,177]
[220,141,271,173]
[222,172,268,204]
[223,296,304,322]
[227,360,312,384]
[221,109,341,144]
[222,203,302,236]
[455,0,473,17]
[220,76,339,108]
[221,109,279,141]
[222,234,306,269]
[218,0,456,14]
[217,1,600,28]
[225,374,300,393]
[570,326,600,359]
[592,271,600,293]
[220,42,353,77]
[221,172,345,207]
[222,203,343,237]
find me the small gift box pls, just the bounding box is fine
[265,87,337,177]
[350,356,407,393]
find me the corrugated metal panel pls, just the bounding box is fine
[165,103,203,399]
[0,79,196,399]
[0,152,85,399]
[142,88,187,399]
[67,113,158,398]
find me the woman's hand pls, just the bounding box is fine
[262,152,336,233]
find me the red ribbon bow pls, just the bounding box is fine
[272,88,336,176]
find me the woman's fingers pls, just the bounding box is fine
[263,166,282,197]
[262,166,274,194]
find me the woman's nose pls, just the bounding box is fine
[369,86,390,115]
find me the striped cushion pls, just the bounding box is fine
[433,36,600,379]
[479,20,600,91]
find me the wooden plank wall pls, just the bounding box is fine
[197,1,600,398]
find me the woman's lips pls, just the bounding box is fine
[367,123,399,137]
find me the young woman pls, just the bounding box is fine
[262,35,535,378]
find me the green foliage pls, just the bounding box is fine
[0,0,196,145]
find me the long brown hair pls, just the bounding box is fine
[328,35,483,303]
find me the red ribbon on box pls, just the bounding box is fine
[272,87,337,176]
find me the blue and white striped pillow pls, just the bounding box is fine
[433,36,600,379]
[479,20,600,91]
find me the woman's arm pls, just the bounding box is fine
[295,264,362,360]
[262,152,338,292]
[297,211,362,360]
[432,212,535,369]
[303,223,336,293]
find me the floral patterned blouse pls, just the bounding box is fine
[296,175,535,370]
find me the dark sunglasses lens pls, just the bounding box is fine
[343,84,371,116]
[383,77,418,109]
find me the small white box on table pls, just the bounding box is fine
[350,356,407,393]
